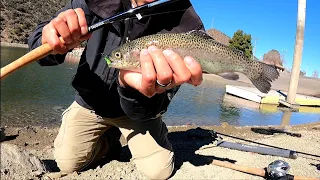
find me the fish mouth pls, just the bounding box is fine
[104,57,140,72]
[104,57,120,68]
[105,57,121,69]
[110,65,141,72]
[104,57,112,66]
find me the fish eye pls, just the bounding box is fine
[115,52,122,59]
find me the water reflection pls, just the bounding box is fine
[1,46,77,127]
[281,111,292,125]
[163,83,320,126]
[1,46,320,127]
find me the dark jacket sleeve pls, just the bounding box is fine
[27,0,93,66]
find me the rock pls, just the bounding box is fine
[1,143,48,179]
[53,106,66,113]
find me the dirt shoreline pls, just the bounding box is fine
[1,122,320,180]
[0,42,28,48]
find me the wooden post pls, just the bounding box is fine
[287,0,306,105]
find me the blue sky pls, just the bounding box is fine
[190,0,320,77]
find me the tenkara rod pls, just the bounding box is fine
[0,0,180,80]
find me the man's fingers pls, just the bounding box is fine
[53,17,73,45]
[184,56,203,86]
[63,9,81,41]
[118,49,157,98]
[41,8,89,55]
[119,70,142,89]
[74,8,88,35]
[148,46,173,88]
[140,49,157,97]
[118,48,203,98]
[163,49,191,86]
[42,22,68,54]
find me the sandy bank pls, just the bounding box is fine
[0,42,28,48]
[1,122,319,180]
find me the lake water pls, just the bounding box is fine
[1,46,319,127]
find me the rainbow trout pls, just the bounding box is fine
[106,30,279,93]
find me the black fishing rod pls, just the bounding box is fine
[0,0,181,80]
[88,0,181,32]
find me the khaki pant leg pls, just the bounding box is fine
[109,116,174,180]
[53,101,111,173]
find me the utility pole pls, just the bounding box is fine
[287,0,306,106]
[252,37,259,60]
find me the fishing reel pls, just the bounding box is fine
[208,130,223,141]
[267,160,291,180]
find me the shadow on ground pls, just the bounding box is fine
[43,127,236,174]
[168,127,236,176]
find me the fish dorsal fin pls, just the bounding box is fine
[187,30,245,56]
[187,30,215,40]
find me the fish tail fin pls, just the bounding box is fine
[247,62,280,93]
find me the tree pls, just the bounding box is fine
[312,70,319,78]
[300,70,306,76]
[229,30,253,59]
[262,49,283,66]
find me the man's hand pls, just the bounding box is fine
[41,8,91,54]
[118,46,203,97]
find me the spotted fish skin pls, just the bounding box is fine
[107,30,279,93]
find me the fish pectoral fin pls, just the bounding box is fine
[218,72,240,80]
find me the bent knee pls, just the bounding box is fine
[54,155,89,173]
[134,150,174,179]
[54,148,93,173]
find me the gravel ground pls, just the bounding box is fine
[1,53,319,179]
[1,122,319,180]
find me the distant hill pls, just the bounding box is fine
[1,0,69,43]
[206,28,231,46]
